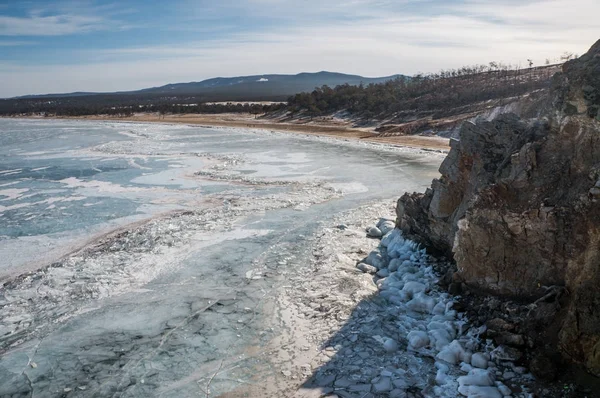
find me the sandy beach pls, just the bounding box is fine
[24,113,451,152]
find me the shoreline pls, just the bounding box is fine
[5,113,451,152]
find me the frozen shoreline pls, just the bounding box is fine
[0,118,448,397]
[268,202,537,398]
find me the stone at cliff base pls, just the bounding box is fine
[357,263,377,274]
[367,226,383,238]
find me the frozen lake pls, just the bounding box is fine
[0,118,443,397]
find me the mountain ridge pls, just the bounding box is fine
[12,71,405,100]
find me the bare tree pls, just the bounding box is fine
[561,52,574,62]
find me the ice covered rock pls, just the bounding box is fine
[378,220,396,235]
[406,292,436,314]
[357,263,377,274]
[471,353,490,369]
[495,382,512,396]
[457,368,495,387]
[388,258,401,272]
[367,226,383,238]
[372,376,393,393]
[457,385,502,398]
[461,363,474,373]
[366,249,386,269]
[407,331,429,349]
[402,281,427,298]
[437,340,472,365]
[383,338,399,353]
[432,301,446,315]
[377,268,390,278]
[428,328,453,351]
[427,321,456,339]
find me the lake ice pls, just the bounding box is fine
[0,118,444,397]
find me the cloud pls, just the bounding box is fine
[0,1,129,36]
[0,0,598,97]
[0,14,106,36]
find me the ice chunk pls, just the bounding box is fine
[428,328,453,351]
[457,385,502,398]
[495,382,512,396]
[471,352,490,369]
[402,281,426,298]
[366,250,386,269]
[383,338,399,353]
[367,226,383,238]
[407,331,429,349]
[406,292,436,314]
[457,368,495,387]
[432,302,446,315]
[380,229,396,247]
[461,363,474,373]
[436,369,452,386]
[378,220,396,235]
[427,321,456,339]
[388,258,400,272]
[436,340,472,365]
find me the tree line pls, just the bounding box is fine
[0,97,285,117]
[286,63,560,121]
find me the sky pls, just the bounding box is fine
[0,0,598,98]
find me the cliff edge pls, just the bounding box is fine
[397,39,600,377]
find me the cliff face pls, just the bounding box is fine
[397,39,600,376]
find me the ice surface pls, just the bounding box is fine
[0,118,445,397]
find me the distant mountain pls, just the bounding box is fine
[14,71,405,100]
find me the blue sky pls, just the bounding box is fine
[0,0,598,97]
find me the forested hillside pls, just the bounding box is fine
[284,64,561,128]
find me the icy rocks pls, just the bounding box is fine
[406,293,436,314]
[310,214,533,397]
[457,369,503,398]
[407,331,429,350]
[383,338,399,353]
[471,352,490,369]
[457,368,495,387]
[388,258,400,272]
[357,263,377,274]
[367,226,383,238]
[365,249,386,269]
[372,376,393,393]
[457,385,503,398]
[376,269,390,278]
[437,340,472,365]
[377,218,396,235]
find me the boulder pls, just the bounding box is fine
[367,227,383,238]
[357,263,377,274]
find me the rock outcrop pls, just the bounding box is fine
[396,39,600,377]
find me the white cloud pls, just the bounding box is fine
[0,1,129,36]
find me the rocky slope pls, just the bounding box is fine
[396,39,600,379]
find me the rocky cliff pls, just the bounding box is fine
[396,39,600,378]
